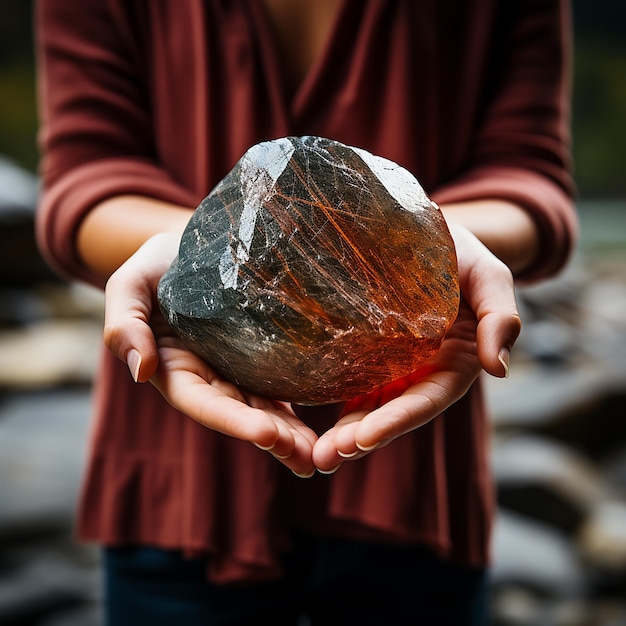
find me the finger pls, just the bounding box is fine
[351,384,447,452]
[467,260,521,377]
[312,368,438,469]
[226,400,316,477]
[151,349,280,444]
[151,349,318,475]
[453,227,521,378]
[260,408,319,458]
[322,369,431,462]
[272,431,317,478]
[103,314,159,382]
[219,397,318,478]
[313,413,362,470]
[332,357,479,459]
[103,234,179,382]
[258,406,318,477]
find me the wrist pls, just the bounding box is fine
[440,199,539,276]
[78,195,193,280]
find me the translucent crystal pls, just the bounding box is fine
[158,136,459,405]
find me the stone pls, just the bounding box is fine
[578,501,626,571]
[158,136,459,405]
[0,319,101,388]
[0,555,99,625]
[492,434,611,533]
[491,510,586,598]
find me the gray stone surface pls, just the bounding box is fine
[159,136,458,404]
[492,433,613,532]
[491,510,587,598]
[0,551,100,626]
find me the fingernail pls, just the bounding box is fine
[498,347,510,379]
[271,450,293,460]
[356,441,380,452]
[253,442,274,451]
[292,468,316,479]
[126,349,142,383]
[317,464,341,475]
[337,449,359,459]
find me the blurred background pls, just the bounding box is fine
[0,2,625,625]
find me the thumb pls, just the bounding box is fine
[451,225,521,379]
[103,272,161,382]
[102,234,178,382]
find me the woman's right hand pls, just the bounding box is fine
[103,233,319,478]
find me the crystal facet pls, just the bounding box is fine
[158,136,459,405]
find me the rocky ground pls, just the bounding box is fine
[1,161,625,625]
[486,241,626,626]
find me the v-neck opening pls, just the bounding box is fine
[250,0,349,122]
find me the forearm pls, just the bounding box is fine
[440,199,540,277]
[77,195,193,281]
[78,195,539,282]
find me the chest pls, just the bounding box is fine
[259,0,342,93]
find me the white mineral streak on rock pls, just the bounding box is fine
[219,138,295,289]
[352,147,432,213]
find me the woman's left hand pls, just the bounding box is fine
[312,224,521,473]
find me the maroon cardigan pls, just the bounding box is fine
[35,0,576,583]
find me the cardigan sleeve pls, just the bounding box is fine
[431,0,577,283]
[35,0,198,288]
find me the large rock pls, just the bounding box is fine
[492,434,612,532]
[491,510,586,598]
[578,500,626,571]
[158,136,459,404]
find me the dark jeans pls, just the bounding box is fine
[104,533,488,626]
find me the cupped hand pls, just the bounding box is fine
[311,224,521,472]
[103,233,319,478]
[103,225,520,478]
